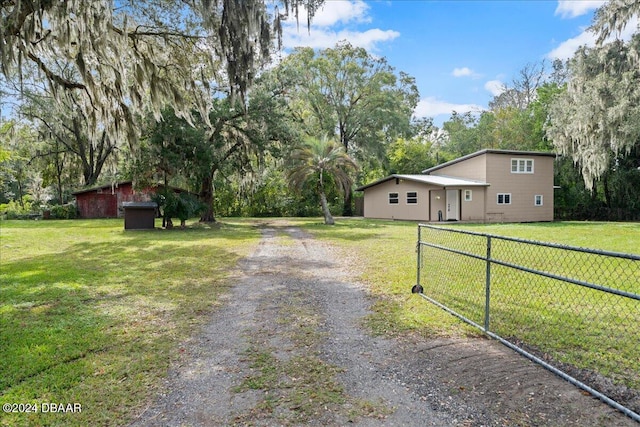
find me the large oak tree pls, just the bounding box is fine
[546,37,640,190]
[1,0,323,160]
[277,41,419,215]
[2,0,324,218]
[545,0,640,190]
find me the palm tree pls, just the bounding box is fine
[287,136,358,225]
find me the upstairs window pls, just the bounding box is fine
[511,158,534,174]
[389,193,399,204]
[407,192,418,204]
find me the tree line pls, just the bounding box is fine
[1,0,639,223]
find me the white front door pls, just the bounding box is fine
[446,189,459,221]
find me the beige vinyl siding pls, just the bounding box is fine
[362,179,433,221]
[429,190,446,221]
[460,187,486,221]
[483,153,554,222]
[430,154,487,181]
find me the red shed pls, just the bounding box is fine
[73,181,192,219]
[73,182,144,218]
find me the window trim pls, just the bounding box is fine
[534,194,543,206]
[511,158,534,174]
[464,189,472,202]
[497,193,512,205]
[406,191,418,205]
[388,192,399,204]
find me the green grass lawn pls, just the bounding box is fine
[0,218,260,427]
[455,221,640,255]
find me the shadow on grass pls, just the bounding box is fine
[1,218,121,229]
[1,218,262,238]
[118,220,260,241]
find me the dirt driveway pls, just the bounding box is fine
[131,224,636,426]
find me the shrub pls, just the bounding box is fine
[153,192,204,228]
[0,200,36,219]
[49,204,78,219]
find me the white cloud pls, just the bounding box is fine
[547,28,596,59]
[284,28,400,51]
[308,0,371,27]
[452,67,474,77]
[548,16,639,60]
[484,80,505,96]
[555,1,606,19]
[414,97,484,118]
[282,0,398,51]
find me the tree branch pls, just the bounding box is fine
[27,148,68,166]
[26,52,86,90]
[2,0,36,37]
[109,23,204,40]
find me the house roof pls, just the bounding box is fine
[355,174,489,192]
[422,149,556,174]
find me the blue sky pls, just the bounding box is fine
[280,0,637,125]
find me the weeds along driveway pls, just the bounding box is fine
[130,224,636,426]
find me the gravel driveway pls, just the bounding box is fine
[131,224,636,426]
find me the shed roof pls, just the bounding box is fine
[72,181,133,195]
[355,174,489,192]
[72,181,192,196]
[422,149,556,174]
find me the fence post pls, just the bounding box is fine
[484,235,491,332]
[416,225,422,288]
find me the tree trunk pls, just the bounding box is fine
[83,167,98,186]
[199,171,216,223]
[16,177,25,207]
[603,173,612,207]
[342,188,353,216]
[320,191,334,225]
[54,149,64,203]
[55,172,63,204]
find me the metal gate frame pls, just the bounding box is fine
[414,224,640,423]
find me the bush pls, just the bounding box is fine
[0,200,37,220]
[49,204,78,219]
[153,192,204,228]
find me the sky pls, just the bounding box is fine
[279,0,637,125]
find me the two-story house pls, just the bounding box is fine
[356,149,555,223]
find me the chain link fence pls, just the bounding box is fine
[415,224,640,422]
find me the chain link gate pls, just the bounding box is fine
[413,224,640,422]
